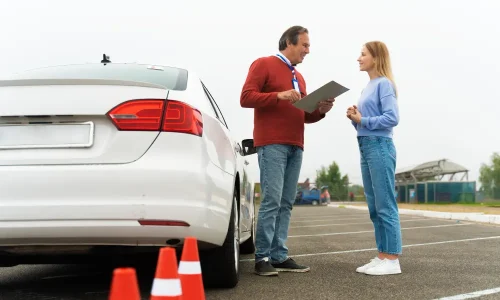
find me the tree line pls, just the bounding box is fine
[315,161,364,201]
[479,152,500,199]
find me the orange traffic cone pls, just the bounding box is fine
[151,247,183,300]
[109,267,141,300]
[178,237,205,300]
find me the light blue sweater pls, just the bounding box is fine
[352,76,400,138]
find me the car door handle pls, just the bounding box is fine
[244,160,249,165]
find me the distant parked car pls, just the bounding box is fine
[295,188,322,205]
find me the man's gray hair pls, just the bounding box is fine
[278,26,308,51]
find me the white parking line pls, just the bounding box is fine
[288,223,470,238]
[291,216,420,223]
[290,216,369,221]
[292,214,367,219]
[432,287,500,299]
[291,216,369,223]
[239,235,500,262]
[289,218,432,228]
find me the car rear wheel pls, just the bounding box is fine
[201,189,240,288]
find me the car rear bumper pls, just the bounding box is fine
[0,218,222,249]
[0,134,235,248]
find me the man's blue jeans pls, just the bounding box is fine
[358,136,402,255]
[255,144,303,263]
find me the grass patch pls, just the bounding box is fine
[398,203,500,214]
[345,201,500,214]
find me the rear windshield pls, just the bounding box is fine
[10,63,188,90]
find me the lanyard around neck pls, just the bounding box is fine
[276,54,295,73]
[276,53,301,93]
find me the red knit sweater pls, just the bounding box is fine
[240,55,324,149]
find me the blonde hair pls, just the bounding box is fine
[364,41,397,97]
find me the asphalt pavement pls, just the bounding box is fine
[1,205,500,300]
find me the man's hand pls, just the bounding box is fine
[318,98,335,114]
[278,89,301,104]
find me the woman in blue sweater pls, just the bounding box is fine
[347,41,402,276]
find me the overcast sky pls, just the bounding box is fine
[2,0,499,188]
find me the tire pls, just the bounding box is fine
[312,200,318,206]
[201,189,240,288]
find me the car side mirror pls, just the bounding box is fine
[241,139,257,156]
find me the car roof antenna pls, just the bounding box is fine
[101,54,111,65]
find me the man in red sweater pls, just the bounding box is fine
[240,25,334,276]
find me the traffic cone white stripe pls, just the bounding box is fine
[178,261,202,274]
[150,278,182,296]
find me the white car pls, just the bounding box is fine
[0,57,257,288]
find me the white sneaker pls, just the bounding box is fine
[364,258,402,276]
[356,257,382,273]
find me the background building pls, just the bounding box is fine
[395,159,476,203]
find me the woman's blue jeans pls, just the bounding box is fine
[358,136,402,255]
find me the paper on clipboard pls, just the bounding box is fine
[293,80,350,113]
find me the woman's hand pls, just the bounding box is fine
[349,109,362,124]
[346,105,361,123]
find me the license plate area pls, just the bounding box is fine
[0,122,95,149]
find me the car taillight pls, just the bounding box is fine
[163,100,203,136]
[107,99,203,136]
[107,99,164,131]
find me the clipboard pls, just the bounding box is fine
[293,80,350,113]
